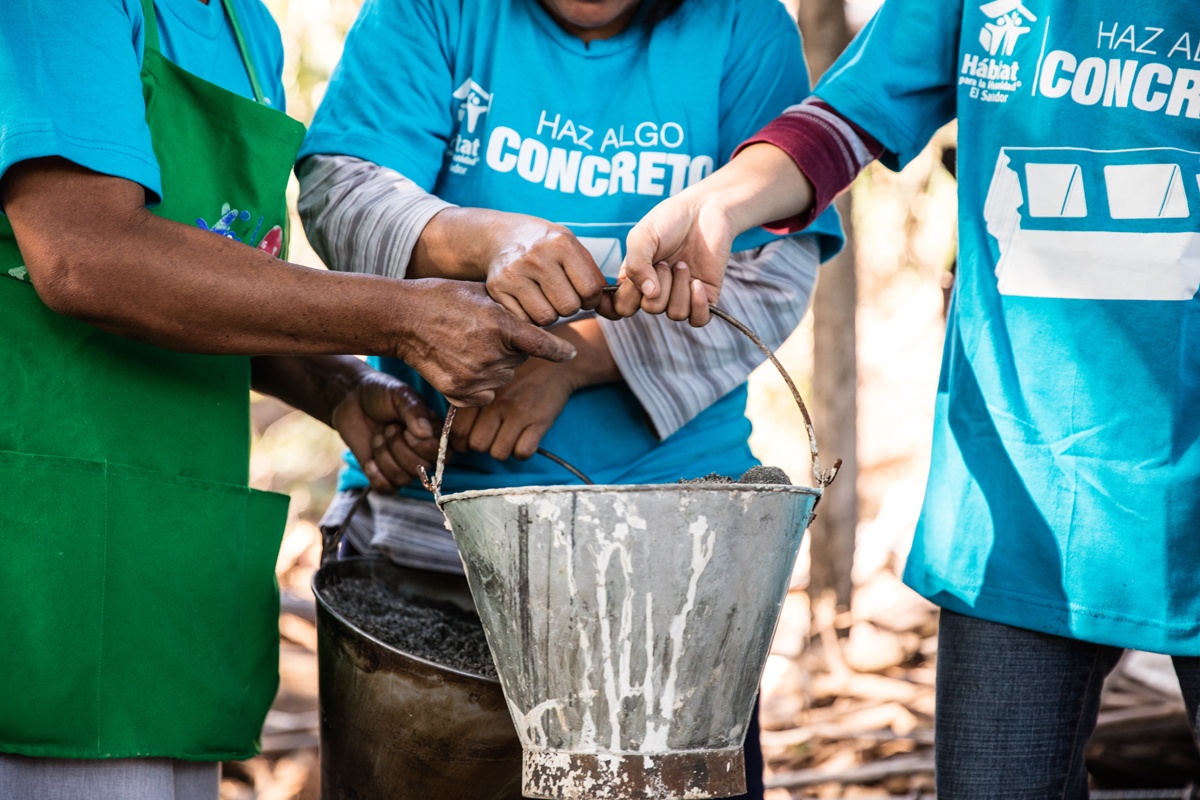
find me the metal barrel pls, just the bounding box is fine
[313,558,523,800]
[440,483,819,800]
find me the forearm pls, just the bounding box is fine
[678,142,816,239]
[409,207,505,280]
[251,354,373,426]
[735,97,885,233]
[27,216,416,356]
[4,158,423,357]
[297,154,453,280]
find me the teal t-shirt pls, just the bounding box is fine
[0,0,286,205]
[818,0,1200,655]
[302,0,843,494]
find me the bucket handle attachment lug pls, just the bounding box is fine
[419,286,840,503]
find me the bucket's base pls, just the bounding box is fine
[522,747,746,800]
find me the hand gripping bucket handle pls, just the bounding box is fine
[421,286,841,502]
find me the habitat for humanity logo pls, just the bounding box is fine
[979,0,1037,56]
[449,78,492,175]
[960,0,1038,104]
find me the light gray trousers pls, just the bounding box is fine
[0,754,219,800]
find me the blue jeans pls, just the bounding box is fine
[936,609,1200,799]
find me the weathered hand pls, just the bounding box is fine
[446,318,618,461]
[395,280,577,407]
[450,355,578,462]
[608,192,732,326]
[482,212,608,325]
[331,369,441,492]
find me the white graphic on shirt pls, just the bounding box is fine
[961,1,1039,104]
[477,109,713,198]
[1031,17,1200,121]
[448,79,493,175]
[983,146,1200,301]
[576,237,624,278]
[979,0,1037,57]
[453,79,493,134]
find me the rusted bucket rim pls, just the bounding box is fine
[313,566,504,684]
[439,482,822,506]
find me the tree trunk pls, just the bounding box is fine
[797,0,857,612]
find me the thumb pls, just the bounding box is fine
[393,388,433,439]
[621,223,663,300]
[509,322,577,363]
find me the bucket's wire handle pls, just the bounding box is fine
[419,286,841,503]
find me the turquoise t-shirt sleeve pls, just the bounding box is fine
[299,0,457,191]
[0,0,161,204]
[720,0,843,259]
[814,0,961,172]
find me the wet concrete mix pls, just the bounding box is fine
[322,574,498,679]
[679,466,793,485]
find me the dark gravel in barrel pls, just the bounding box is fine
[322,574,497,679]
[738,466,792,485]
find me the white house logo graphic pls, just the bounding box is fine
[453,79,493,134]
[983,147,1200,301]
[979,0,1037,57]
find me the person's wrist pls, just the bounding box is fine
[552,323,616,390]
[383,279,430,363]
[416,208,492,281]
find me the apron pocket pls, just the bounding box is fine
[99,461,289,759]
[0,450,107,754]
[0,451,288,759]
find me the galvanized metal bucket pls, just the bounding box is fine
[423,299,838,800]
[312,550,523,800]
[441,483,817,799]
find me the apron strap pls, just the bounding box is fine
[221,0,268,106]
[138,0,268,107]
[140,0,162,55]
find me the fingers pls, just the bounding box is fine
[466,407,503,455]
[462,411,549,462]
[486,227,605,324]
[689,278,712,327]
[492,281,557,326]
[622,221,666,303]
[612,275,645,318]
[393,388,434,440]
[562,242,607,311]
[403,425,441,462]
[508,322,576,363]
[450,406,480,451]
[639,262,676,315]
[666,263,693,322]
[486,416,525,462]
[514,423,548,461]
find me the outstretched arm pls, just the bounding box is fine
[3,157,576,406]
[614,98,883,325]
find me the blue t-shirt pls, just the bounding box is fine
[303,0,843,495]
[818,0,1200,655]
[0,0,286,207]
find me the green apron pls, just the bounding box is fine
[0,0,305,761]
